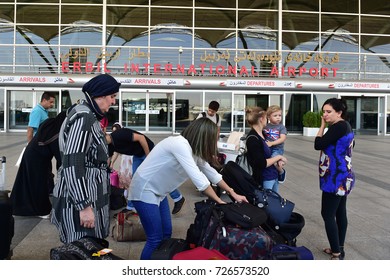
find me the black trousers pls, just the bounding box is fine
[321,191,348,253]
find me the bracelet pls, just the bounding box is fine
[226,188,234,195]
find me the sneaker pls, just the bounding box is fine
[172,197,186,215]
[278,169,286,183]
[38,214,51,219]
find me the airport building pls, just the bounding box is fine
[0,0,389,135]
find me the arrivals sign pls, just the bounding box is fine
[0,76,67,84]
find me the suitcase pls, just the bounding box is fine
[269,244,314,260]
[151,238,190,260]
[0,156,14,260]
[50,236,123,260]
[173,246,229,260]
[201,216,273,260]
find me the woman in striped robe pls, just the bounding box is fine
[51,74,120,244]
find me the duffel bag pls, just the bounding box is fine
[217,202,267,229]
[270,244,314,260]
[50,236,122,260]
[112,212,146,242]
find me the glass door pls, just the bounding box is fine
[149,92,173,132]
[122,91,147,130]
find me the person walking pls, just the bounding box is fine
[128,118,248,259]
[314,98,355,260]
[51,74,120,244]
[27,92,56,142]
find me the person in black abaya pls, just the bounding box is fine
[10,111,67,217]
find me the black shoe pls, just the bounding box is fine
[172,197,186,215]
[278,169,286,183]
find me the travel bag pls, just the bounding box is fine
[218,202,267,229]
[50,236,123,260]
[0,156,14,260]
[201,217,273,260]
[172,246,229,260]
[112,212,146,242]
[269,244,314,260]
[150,238,190,260]
[220,161,262,204]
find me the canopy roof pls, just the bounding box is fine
[1,0,389,50]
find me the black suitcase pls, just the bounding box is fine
[151,238,190,260]
[0,156,14,260]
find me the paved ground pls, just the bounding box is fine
[1,132,389,260]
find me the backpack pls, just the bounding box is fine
[235,135,258,176]
[199,111,219,124]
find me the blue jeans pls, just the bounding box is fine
[263,178,279,193]
[271,147,284,157]
[132,198,172,260]
[127,155,182,210]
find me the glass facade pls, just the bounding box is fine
[0,1,389,134]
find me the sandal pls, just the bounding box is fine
[330,253,341,260]
[323,247,345,259]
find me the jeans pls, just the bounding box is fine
[271,147,284,157]
[321,191,348,254]
[132,198,172,260]
[263,178,279,193]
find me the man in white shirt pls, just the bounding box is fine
[197,101,221,135]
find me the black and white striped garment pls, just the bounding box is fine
[51,100,110,244]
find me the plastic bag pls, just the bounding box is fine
[118,155,132,189]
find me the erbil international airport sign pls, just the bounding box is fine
[59,48,340,78]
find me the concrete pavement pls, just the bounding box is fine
[1,132,389,260]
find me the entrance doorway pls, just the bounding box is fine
[342,96,379,135]
[121,91,174,132]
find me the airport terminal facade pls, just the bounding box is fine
[0,0,389,135]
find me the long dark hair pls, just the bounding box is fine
[181,118,218,164]
[322,98,348,119]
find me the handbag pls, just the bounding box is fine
[110,170,119,187]
[111,212,146,242]
[254,189,294,225]
[235,135,258,175]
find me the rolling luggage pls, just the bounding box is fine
[50,236,123,260]
[173,246,229,260]
[151,238,190,260]
[202,218,273,260]
[0,156,14,260]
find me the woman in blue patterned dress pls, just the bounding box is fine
[315,98,355,260]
